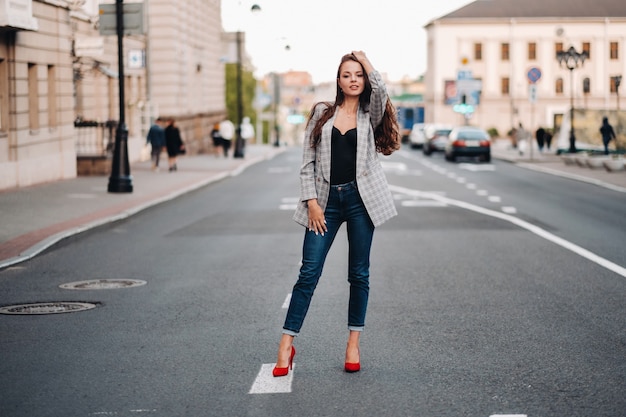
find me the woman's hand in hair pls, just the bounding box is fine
[352,51,374,74]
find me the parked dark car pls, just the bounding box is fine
[444,126,491,162]
[423,124,454,156]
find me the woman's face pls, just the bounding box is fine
[337,60,365,98]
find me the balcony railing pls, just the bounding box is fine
[74,119,117,156]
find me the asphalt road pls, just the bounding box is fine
[0,146,624,417]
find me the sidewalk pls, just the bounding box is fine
[0,145,286,269]
[491,138,626,193]
[1,141,624,269]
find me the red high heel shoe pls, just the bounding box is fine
[344,361,360,373]
[272,346,296,377]
[345,347,360,373]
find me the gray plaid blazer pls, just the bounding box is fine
[293,70,397,228]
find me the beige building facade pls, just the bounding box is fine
[425,0,626,146]
[0,0,227,191]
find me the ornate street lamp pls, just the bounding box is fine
[233,3,262,158]
[556,46,587,153]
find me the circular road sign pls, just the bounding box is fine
[527,67,542,83]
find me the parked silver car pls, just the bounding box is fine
[423,124,454,156]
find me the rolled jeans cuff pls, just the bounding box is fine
[348,325,364,332]
[282,328,299,337]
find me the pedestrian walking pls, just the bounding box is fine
[272,51,400,377]
[210,123,223,157]
[146,117,166,171]
[165,118,185,171]
[600,116,616,155]
[544,129,553,151]
[219,119,234,157]
[535,127,545,153]
[240,116,255,142]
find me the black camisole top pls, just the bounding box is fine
[330,126,357,185]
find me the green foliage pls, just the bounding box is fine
[487,127,499,138]
[225,63,257,127]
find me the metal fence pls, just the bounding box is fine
[74,120,117,156]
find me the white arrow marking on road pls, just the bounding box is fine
[249,364,295,394]
[389,184,626,278]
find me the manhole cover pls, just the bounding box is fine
[59,279,147,290]
[0,302,97,315]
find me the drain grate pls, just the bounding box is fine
[0,302,97,315]
[60,279,147,290]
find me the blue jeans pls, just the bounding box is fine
[283,181,375,335]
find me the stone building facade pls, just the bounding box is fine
[0,0,227,190]
[424,0,626,145]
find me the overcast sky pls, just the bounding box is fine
[220,0,473,83]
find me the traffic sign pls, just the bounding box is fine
[527,67,541,84]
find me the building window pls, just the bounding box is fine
[583,77,590,94]
[610,76,619,93]
[474,43,482,61]
[528,42,536,60]
[555,42,563,55]
[582,42,591,59]
[501,77,510,95]
[501,43,509,61]
[610,42,619,60]
[47,65,57,128]
[556,77,564,94]
[28,63,39,130]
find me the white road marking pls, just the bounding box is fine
[381,161,408,172]
[477,190,488,196]
[502,206,517,214]
[281,293,291,309]
[279,204,297,211]
[490,415,527,417]
[466,183,477,189]
[389,184,626,278]
[249,363,295,394]
[456,177,467,184]
[401,200,447,207]
[459,163,496,171]
[268,167,292,174]
[488,196,502,203]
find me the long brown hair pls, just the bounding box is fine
[306,54,400,155]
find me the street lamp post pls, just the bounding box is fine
[107,0,133,192]
[233,30,245,158]
[233,3,262,158]
[556,46,587,153]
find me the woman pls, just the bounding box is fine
[273,51,400,377]
[165,118,184,171]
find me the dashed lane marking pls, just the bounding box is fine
[488,195,502,203]
[502,206,517,214]
[249,363,295,394]
[389,184,626,278]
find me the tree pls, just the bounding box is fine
[225,63,257,129]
